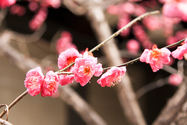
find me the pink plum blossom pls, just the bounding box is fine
[24,67,44,96]
[168,73,183,86]
[140,44,171,72]
[172,39,187,60]
[72,55,103,86]
[58,74,74,86]
[58,48,82,86]
[41,71,59,97]
[97,67,126,87]
[58,48,82,70]
[0,0,16,9]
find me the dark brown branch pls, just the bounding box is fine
[171,99,187,125]
[153,81,187,125]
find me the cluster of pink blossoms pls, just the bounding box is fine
[140,38,187,72]
[24,67,59,97]
[25,37,187,97]
[25,48,127,96]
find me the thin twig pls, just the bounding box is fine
[0,118,12,125]
[103,38,186,70]
[136,78,168,99]
[0,90,28,118]
[56,10,160,74]
[89,10,160,53]
[0,104,9,121]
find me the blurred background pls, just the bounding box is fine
[0,0,187,125]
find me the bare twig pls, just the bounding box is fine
[89,10,160,53]
[0,104,9,121]
[0,118,12,125]
[136,78,168,99]
[0,90,28,118]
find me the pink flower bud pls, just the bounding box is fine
[168,73,183,86]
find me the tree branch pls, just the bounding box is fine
[0,30,106,125]
[153,81,187,125]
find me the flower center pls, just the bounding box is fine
[67,56,77,65]
[48,81,56,92]
[110,76,121,87]
[151,49,161,59]
[84,67,90,74]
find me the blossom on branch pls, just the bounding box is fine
[72,52,103,86]
[58,48,82,70]
[58,48,82,86]
[97,67,126,87]
[41,71,59,97]
[140,44,171,72]
[172,39,187,60]
[24,67,44,96]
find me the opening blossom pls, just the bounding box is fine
[71,51,103,86]
[58,48,82,70]
[41,71,59,97]
[172,39,187,60]
[58,48,82,86]
[97,67,126,87]
[140,44,171,72]
[24,67,44,96]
